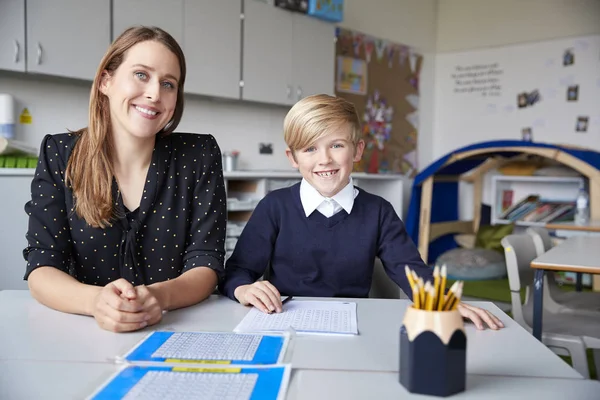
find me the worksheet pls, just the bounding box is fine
[88,365,291,400]
[121,331,288,365]
[233,300,358,335]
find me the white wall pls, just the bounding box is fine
[434,0,600,221]
[0,0,439,172]
[436,0,600,52]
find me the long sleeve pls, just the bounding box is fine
[23,134,73,279]
[219,195,279,300]
[182,135,226,282]
[376,200,433,299]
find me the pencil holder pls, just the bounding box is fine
[399,306,466,397]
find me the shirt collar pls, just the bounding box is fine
[299,177,355,217]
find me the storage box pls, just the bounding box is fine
[308,0,343,22]
[399,306,466,397]
[275,0,308,13]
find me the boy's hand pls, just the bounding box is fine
[234,281,283,314]
[458,303,505,330]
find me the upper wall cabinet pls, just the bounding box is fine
[0,0,26,72]
[242,0,335,106]
[291,13,335,100]
[27,0,110,81]
[184,0,241,99]
[112,0,184,44]
[242,1,293,105]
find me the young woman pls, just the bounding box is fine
[24,27,226,332]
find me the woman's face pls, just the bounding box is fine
[100,40,180,140]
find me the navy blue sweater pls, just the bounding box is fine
[220,183,433,300]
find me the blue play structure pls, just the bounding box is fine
[405,140,600,264]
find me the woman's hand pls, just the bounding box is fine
[91,279,150,332]
[234,281,283,314]
[458,303,505,330]
[133,285,164,327]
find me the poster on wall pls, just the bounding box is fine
[335,28,422,177]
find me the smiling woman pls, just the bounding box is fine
[22,27,227,333]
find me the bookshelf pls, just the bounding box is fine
[491,175,584,227]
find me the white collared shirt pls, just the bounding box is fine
[299,177,359,218]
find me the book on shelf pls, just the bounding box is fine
[498,195,575,224]
[0,137,38,156]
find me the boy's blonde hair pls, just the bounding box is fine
[284,94,361,153]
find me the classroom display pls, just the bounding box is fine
[435,34,600,155]
[335,28,422,176]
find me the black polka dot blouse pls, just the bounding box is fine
[23,132,227,286]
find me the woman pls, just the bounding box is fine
[23,26,226,332]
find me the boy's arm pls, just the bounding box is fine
[219,197,279,301]
[376,200,433,299]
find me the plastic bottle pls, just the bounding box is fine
[575,186,590,225]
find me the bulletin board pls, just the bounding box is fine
[335,28,423,177]
[434,34,600,156]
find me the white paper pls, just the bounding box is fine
[151,332,263,361]
[234,301,358,335]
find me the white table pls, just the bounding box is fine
[530,235,600,339]
[0,291,582,380]
[2,360,599,400]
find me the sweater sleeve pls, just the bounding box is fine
[376,199,433,300]
[219,194,279,300]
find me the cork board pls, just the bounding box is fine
[335,28,422,177]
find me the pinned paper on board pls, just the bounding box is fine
[517,90,541,108]
[404,94,419,109]
[521,127,533,142]
[336,56,367,95]
[576,116,589,133]
[563,48,575,66]
[567,85,579,101]
[405,111,419,130]
[335,27,422,176]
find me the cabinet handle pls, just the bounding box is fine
[297,86,303,100]
[13,40,20,63]
[37,43,43,65]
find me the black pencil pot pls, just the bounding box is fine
[399,306,467,397]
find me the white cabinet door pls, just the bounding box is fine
[292,14,335,101]
[112,0,184,45]
[184,0,241,99]
[26,0,110,81]
[0,0,25,72]
[242,0,294,105]
[0,175,34,290]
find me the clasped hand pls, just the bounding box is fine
[92,278,163,332]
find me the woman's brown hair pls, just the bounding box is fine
[65,26,186,228]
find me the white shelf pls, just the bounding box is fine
[0,168,36,176]
[491,174,584,226]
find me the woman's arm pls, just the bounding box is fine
[146,267,218,311]
[28,266,101,315]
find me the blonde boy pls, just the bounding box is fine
[220,95,502,330]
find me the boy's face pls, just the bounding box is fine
[286,123,364,198]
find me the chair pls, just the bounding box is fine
[369,258,406,299]
[526,227,600,315]
[501,234,600,379]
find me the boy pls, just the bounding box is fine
[220,95,502,330]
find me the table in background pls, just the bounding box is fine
[530,235,600,340]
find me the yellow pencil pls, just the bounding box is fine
[426,286,435,311]
[438,265,447,311]
[418,277,425,307]
[424,281,432,309]
[412,284,421,309]
[443,281,460,311]
[433,266,440,310]
[405,265,416,289]
[450,281,464,310]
